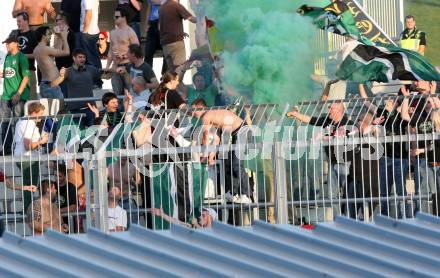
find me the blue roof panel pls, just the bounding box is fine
[0,213,439,277]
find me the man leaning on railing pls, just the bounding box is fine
[287,102,355,218]
[13,102,49,211]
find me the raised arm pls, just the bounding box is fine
[51,67,67,87]
[12,0,23,17]
[287,107,312,124]
[400,86,411,122]
[321,79,339,101]
[105,33,114,70]
[130,0,142,11]
[359,83,378,113]
[4,176,37,192]
[187,15,197,24]
[48,31,70,57]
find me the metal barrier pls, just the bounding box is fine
[1,95,440,236]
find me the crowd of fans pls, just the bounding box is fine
[288,80,440,220]
[1,1,439,236]
[0,0,243,235]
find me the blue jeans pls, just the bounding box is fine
[144,20,161,68]
[327,162,350,217]
[379,157,410,218]
[40,81,64,99]
[347,180,362,219]
[119,197,139,229]
[129,22,141,43]
[414,158,436,214]
[0,99,25,155]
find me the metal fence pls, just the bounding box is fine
[1,95,440,236]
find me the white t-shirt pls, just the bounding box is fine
[14,119,40,156]
[132,90,151,111]
[80,0,100,35]
[108,205,127,231]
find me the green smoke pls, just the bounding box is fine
[203,0,330,105]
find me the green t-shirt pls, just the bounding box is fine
[186,85,218,107]
[2,51,30,101]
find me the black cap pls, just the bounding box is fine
[3,33,19,44]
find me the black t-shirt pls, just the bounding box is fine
[55,30,75,70]
[118,1,142,23]
[57,182,78,224]
[147,90,185,163]
[350,141,380,198]
[61,0,81,32]
[309,115,355,164]
[411,110,432,158]
[58,182,78,209]
[17,30,37,71]
[98,42,110,60]
[377,108,410,158]
[126,62,157,84]
[148,90,185,111]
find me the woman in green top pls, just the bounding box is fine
[181,72,218,106]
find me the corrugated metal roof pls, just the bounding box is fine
[0,213,439,277]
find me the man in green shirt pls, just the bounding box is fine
[181,72,218,107]
[0,34,30,155]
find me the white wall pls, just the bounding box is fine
[0,0,17,96]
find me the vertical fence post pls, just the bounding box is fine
[88,151,109,233]
[273,141,288,224]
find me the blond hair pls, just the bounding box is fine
[28,102,45,115]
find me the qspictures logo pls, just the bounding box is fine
[4,67,16,78]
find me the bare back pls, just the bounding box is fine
[13,0,55,26]
[109,26,139,67]
[28,198,63,234]
[33,44,59,81]
[202,109,244,133]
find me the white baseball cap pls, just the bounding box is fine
[203,208,218,221]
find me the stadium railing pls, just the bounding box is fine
[1,95,440,236]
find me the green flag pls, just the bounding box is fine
[336,40,440,82]
[297,0,372,45]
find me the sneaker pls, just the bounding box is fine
[233,194,252,204]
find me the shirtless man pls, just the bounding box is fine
[12,0,56,29]
[191,98,252,203]
[27,180,68,235]
[33,26,70,99]
[105,7,139,95]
